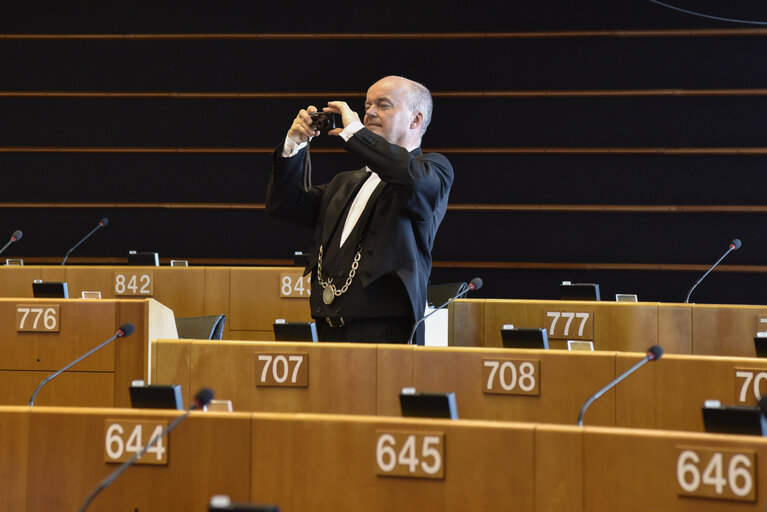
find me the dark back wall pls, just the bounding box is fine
[2,1,766,304]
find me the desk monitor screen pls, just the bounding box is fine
[32,281,69,298]
[128,251,159,266]
[399,390,458,420]
[702,403,767,436]
[129,384,183,410]
[754,336,767,358]
[560,282,601,301]
[501,327,549,350]
[273,321,318,342]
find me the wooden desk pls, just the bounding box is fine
[252,414,536,511]
[582,425,767,511]
[23,406,251,511]
[0,265,312,340]
[616,352,767,431]
[8,405,767,511]
[450,298,767,356]
[0,298,176,407]
[152,340,620,425]
[152,340,767,434]
[411,346,617,425]
[152,340,380,415]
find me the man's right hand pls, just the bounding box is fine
[287,106,320,144]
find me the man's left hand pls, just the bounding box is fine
[324,101,361,136]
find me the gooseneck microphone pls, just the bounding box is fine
[61,217,109,265]
[577,345,663,426]
[0,229,22,256]
[28,322,134,406]
[406,277,483,345]
[78,387,215,512]
[684,238,741,303]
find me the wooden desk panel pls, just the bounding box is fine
[229,267,312,332]
[283,414,535,512]
[376,345,413,416]
[448,299,484,347]
[617,354,767,432]
[25,407,252,512]
[0,298,116,372]
[534,425,583,512]
[0,299,176,408]
[692,304,767,357]
[583,427,767,511]
[0,371,113,407]
[161,340,379,415]
[412,347,618,425]
[0,407,29,511]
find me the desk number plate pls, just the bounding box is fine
[544,310,593,340]
[255,352,309,387]
[676,446,756,502]
[104,420,168,465]
[482,358,540,395]
[114,272,154,296]
[375,431,445,479]
[16,305,60,332]
[280,273,311,298]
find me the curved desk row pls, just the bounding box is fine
[0,265,312,340]
[449,298,767,356]
[153,339,767,432]
[4,405,767,511]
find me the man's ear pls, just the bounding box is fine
[410,111,424,130]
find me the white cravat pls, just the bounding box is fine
[339,170,380,247]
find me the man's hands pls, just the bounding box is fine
[324,101,361,136]
[287,105,320,145]
[287,102,361,143]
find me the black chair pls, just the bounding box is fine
[427,282,467,308]
[175,314,226,340]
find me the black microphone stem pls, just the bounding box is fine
[62,224,103,265]
[78,405,196,512]
[0,239,13,256]
[576,355,651,427]
[684,246,734,304]
[406,283,469,345]
[28,331,121,406]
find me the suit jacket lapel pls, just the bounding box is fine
[321,169,370,246]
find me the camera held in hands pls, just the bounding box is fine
[310,112,338,133]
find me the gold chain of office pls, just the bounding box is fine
[316,244,361,305]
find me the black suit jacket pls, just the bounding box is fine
[266,127,454,343]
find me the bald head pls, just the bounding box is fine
[364,76,433,150]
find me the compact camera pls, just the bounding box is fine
[309,112,338,133]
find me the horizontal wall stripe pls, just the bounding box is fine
[7,256,763,274]
[4,202,767,214]
[6,89,767,98]
[4,147,767,155]
[4,29,767,39]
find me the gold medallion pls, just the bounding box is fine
[322,286,334,305]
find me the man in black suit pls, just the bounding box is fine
[266,76,453,344]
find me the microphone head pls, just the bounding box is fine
[99,217,109,227]
[11,230,22,242]
[647,345,663,361]
[117,322,135,337]
[468,277,483,291]
[193,387,215,409]
[730,238,742,250]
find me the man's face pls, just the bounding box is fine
[363,77,417,149]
